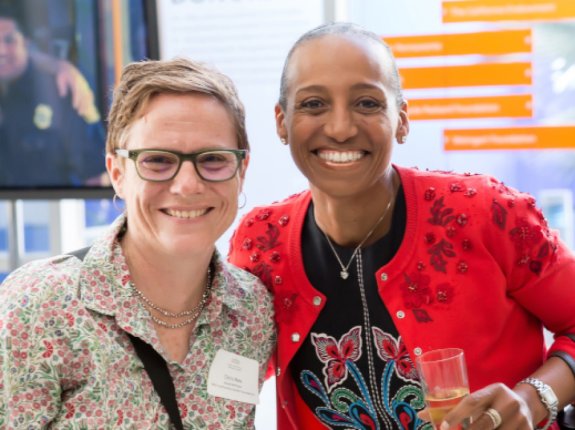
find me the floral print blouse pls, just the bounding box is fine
[0,215,275,429]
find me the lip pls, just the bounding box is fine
[162,207,212,219]
[313,149,368,164]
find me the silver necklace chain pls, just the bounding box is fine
[132,267,212,329]
[356,251,391,425]
[322,198,394,280]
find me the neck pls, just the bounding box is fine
[120,235,214,313]
[313,168,398,247]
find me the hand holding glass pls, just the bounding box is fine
[416,348,470,429]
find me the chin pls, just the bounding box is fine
[161,237,214,256]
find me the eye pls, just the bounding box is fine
[4,34,17,45]
[198,152,230,164]
[197,151,235,170]
[356,98,383,112]
[138,152,178,172]
[297,98,326,112]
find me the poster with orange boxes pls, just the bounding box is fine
[383,0,575,151]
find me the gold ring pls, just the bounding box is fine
[483,408,502,429]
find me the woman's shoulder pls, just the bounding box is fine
[218,256,273,302]
[237,190,310,224]
[0,255,83,325]
[398,165,532,202]
[213,256,275,334]
[1,255,81,294]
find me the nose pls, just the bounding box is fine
[169,160,206,195]
[323,104,358,143]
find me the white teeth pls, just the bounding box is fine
[166,208,208,219]
[318,150,364,163]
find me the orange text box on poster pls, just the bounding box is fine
[409,94,532,121]
[386,29,532,58]
[444,126,575,150]
[442,0,575,22]
[401,62,531,89]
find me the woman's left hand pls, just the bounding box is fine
[439,383,535,429]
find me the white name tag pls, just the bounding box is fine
[207,349,260,405]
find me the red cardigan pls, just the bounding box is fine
[229,166,575,430]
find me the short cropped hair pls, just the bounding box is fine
[278,22,405,110]
[106,57,249,154]
[0,3,23,33]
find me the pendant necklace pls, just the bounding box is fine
[322,197,394,280]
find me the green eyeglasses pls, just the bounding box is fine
[115,148,248,182]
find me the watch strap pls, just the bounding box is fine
[517,377,558,430]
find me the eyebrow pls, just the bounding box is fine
[294,85,326,95]
[295,82,387,96]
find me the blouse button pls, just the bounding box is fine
[291,333,300,342]
[414,347,423,356]
[276,367,281,377]
[396,310,405,319]
[380,273,388,281]
[313,296,322,306]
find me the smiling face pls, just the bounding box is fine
[107,92,247,258]
[276,34,408,200]
[0,17,28,82]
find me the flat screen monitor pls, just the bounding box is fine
[0,0,159,199]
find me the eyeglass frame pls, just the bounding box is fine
[114,147,248,183]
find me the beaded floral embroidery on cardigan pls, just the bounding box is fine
[234,175,558,325]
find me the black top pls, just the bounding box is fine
[292,186,427,429]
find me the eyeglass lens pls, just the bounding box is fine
[136,150,240,181]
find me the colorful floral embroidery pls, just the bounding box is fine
[372,328,417,381]
[311,327,362,390]
[300,330,428,429]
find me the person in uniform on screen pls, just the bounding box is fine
[0,57,275,428]
[228,22,575,430]
[0,4,106,188]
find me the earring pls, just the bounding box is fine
[280,138,287,145]
[399,135,407,144]
[238,191,247,209]
[112,194,124,212]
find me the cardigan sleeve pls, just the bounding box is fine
[484,178,575,370]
